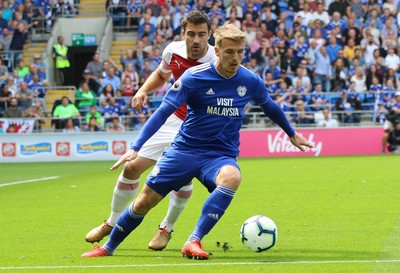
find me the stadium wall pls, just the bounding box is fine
[0,127,382,162]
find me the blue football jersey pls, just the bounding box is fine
[163,62,270,157]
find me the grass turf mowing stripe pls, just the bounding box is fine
[1,260,400,270]
[0,176,61,187]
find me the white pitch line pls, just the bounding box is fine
[0,176,61,187]
[1,259,400,270]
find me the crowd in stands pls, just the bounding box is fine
[3,0,400,133]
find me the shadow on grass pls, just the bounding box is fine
[107,247,384,262]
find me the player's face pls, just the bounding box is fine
[182,22,210,60]
[215,38,245,78]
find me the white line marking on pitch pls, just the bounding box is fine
[0,176,61,187]
[1,259,400,270]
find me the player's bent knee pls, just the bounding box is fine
[216,165,241,190]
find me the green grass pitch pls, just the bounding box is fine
[1,156,400,273]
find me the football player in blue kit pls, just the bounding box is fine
[81,24,313,259]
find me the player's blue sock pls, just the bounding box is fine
[103,202,145,255]
[187,185,235,242]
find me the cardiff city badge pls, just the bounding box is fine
[237,85,247,97]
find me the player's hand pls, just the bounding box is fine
[110,150,138,170]
[289,133,314,151]
[131,89,148,111]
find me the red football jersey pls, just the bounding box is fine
[159,41,215,120]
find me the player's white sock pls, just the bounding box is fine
[106,173,139,227]
[159,184,193,233]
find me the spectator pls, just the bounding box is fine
[291,100,315,126]
[133,113,147,131]
[335,91,361,124]
[120,76,136,98]
[293,34,309,63]
[85,52,103,93]
[2,1,14,23]
[350,66,367,92]
[120,49,142,71]
[102,96,122,125]
[22,100,46,132]
[139,7,158,27]
[138,58,152,86]
[3,97,22,118]
[129,104,152,128]
[225,0,243,20]
[99,83,114,110]
[295,2,313,27]
[15,82,35,111]
[326,35,342,65]
[32,54,47,81]
[312,3,329,25]
[374,102,388,124]
[173,5,188,30]
[384,68,400,90]
[85,116,101,132]
[331,58,348,91]
[62,117,80,133]
[279,48,298,76]
[0,57,8,82]
[292,66,311,94]
[10,21,38,59]
[23,64,38,86]
[15,59,29,79]
[52,36,70,86]
[262,58,281,80]
[75,82,97,115]
[366,64,384,87]
[0,28,12,60]
[55,0,76,17]
[85,105,102,126]
[138,22,156,43]
[28,74,46,100]
[157,18,173,42]
[52,96,80,130]
[384,47,400,72]
[224,8,241,28]
[314,46,332,92]
[120,63,139,91]
[101,67,121,95]
[106,116,125,132]
[317,108,339,128]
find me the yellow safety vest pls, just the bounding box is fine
[53,44,70,69]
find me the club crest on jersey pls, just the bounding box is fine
[171,80,182,91]
[237,86,247,97]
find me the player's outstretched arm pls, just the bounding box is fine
[110,150,138,170]
[132,68,171,111]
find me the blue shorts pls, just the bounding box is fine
[146,147,240,197]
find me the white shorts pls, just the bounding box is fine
[138,114,183,161]
[384,120,393,131]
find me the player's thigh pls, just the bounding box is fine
[123,156,156,179]
[138,114,182,160]
[198,156,240,192]
[146,148,200,197]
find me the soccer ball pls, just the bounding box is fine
[240,215,278,252]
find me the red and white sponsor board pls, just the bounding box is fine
[0,127,384,162]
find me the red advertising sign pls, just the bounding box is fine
[239,128,383,157]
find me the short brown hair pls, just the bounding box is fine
[182,10,211,32]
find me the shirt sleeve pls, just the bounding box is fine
[259,98,296,137]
